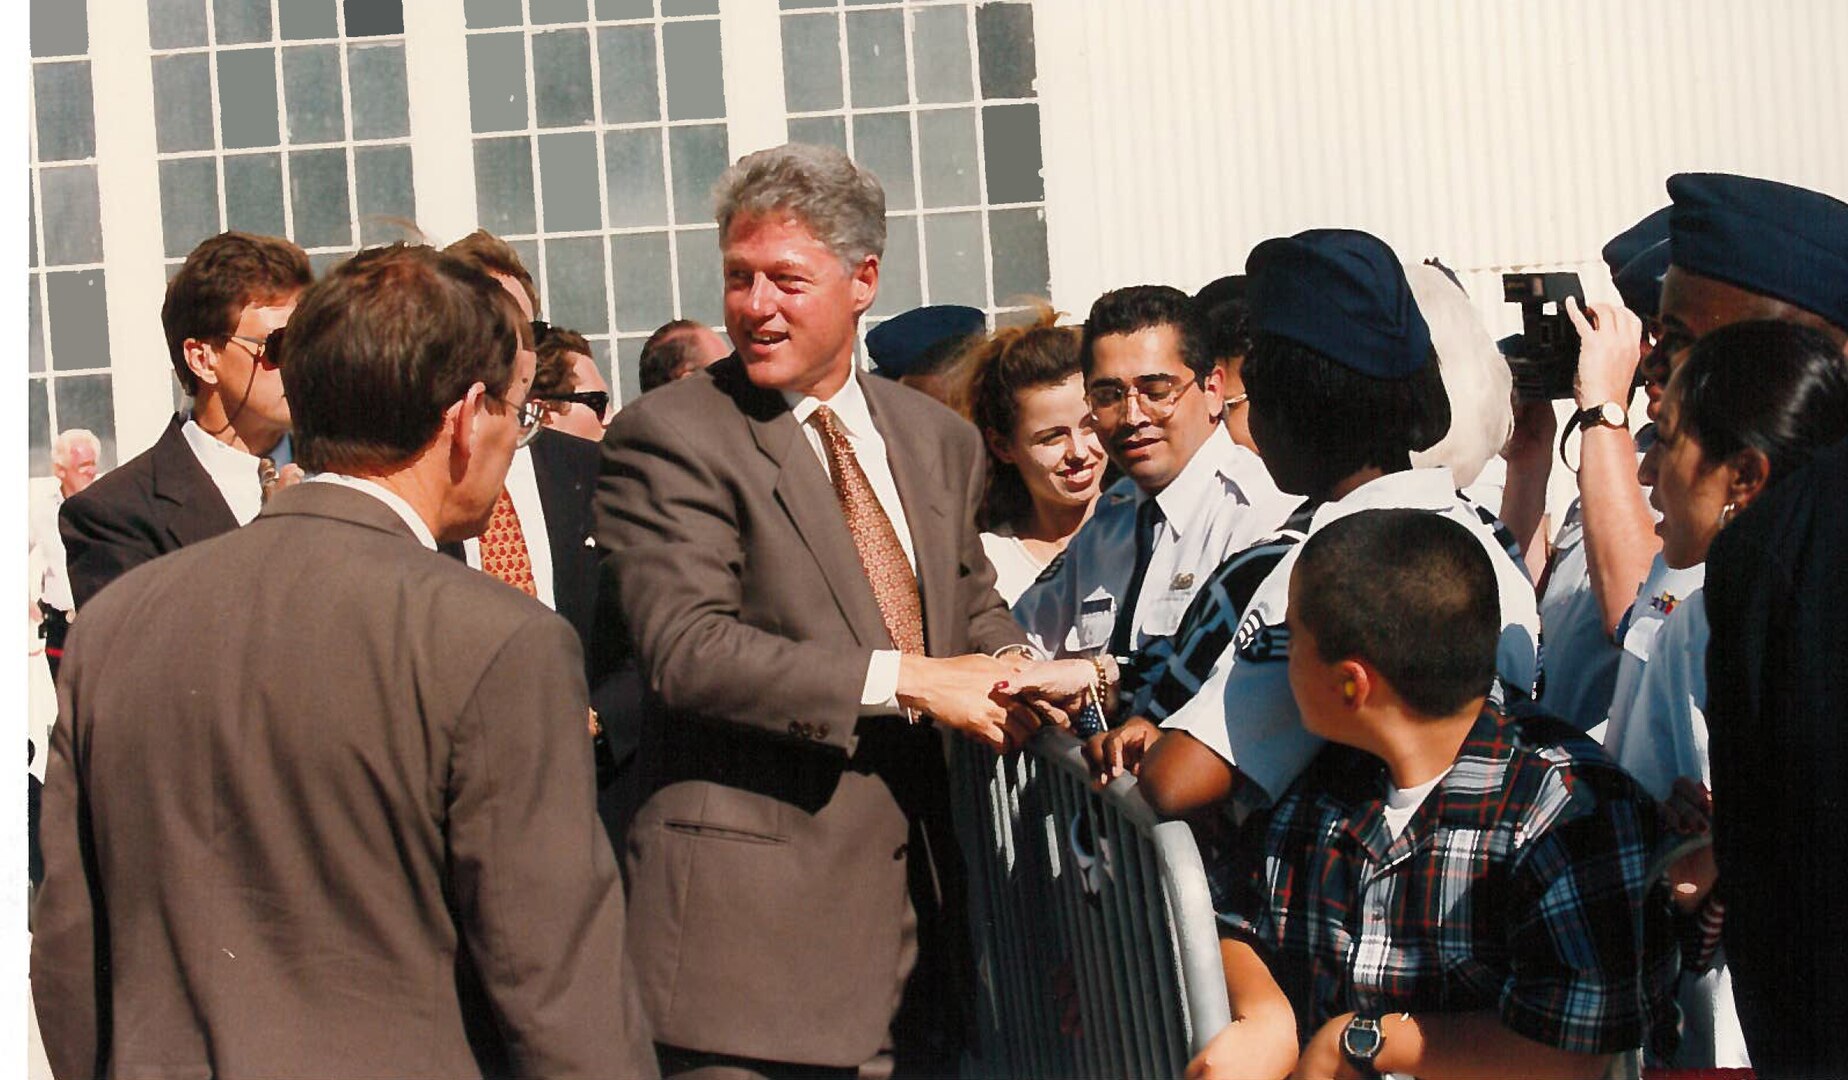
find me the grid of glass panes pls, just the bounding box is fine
[778,0,1050,332]
[29,2,115,476]
[464,0,731,402]
[147,0,417,286]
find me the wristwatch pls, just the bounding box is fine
[1573,400,1628,433]
[1340,1014,1385,1077]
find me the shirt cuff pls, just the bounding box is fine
[860,649,902,715]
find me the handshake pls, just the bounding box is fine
[897,651,1161,778]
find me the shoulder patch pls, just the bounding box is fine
[1234,609,1291,662]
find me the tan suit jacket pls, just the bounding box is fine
[597,357,1023,1067]
[31,482,655,1079]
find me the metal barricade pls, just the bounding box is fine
[949,728,1231,1079]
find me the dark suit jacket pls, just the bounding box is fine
[31,482,655,1080]
[530,427,603,655]
[597,356,1023,1067]
[60,414,239,611]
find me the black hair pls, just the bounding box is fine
[1203,297,1252,365]
[1241,332,1451,497]
[1293,509,1500,718]
[1079,284,1213,382]
[1670,319,1848,486]
[284,244,521,473]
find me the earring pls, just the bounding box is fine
[1718,501,1736,529]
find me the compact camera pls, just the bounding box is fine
[1501,271,1589,400]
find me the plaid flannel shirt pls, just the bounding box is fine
[1213,709,1680,1057]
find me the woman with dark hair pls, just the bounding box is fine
[1601,318,1848,1072]
[955,306,1106,602]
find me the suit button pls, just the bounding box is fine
[788,721,802,736]
[816,723,830,739]
[893,843,908,860]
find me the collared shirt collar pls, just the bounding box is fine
[1149,423,1241,538]
[1308,466,1458,534]
[304,473,439,550]
[179,417,271,526]
[783,368,875,438]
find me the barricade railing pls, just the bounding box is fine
[948,728,1231,1079]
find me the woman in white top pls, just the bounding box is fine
[953,306,1106,603]
[1607,319,1848,1070]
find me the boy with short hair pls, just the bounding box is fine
[1189,509,1676,1080]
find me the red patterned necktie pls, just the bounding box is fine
[810,406,924,654]
[479,487,537,597]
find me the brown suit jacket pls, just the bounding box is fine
[32,482,655,1080]
[597,357,1023,1067]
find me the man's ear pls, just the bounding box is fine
[1338,659,1373,712]
[850,254,880,317]
[449,382,488,477]
[1726,446,1772,512]
[182,338,221,389]
[1200,364,1226,417]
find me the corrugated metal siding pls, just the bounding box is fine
[1034,0,1848,327]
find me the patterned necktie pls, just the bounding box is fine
[1109,497,1165,657]
[479,487,537,597]
[810,406,925,654]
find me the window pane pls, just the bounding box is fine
[152,54,215,153]
[871,215,919,316]
[159,157,221,257]
[663,21,723,121]
[989,206,1048,301]
[512,238,543,297]
[610,231,672,333]
[467,32,529,133]
[348,43,410,140]
[538,131,602,232]
[464,0,521,28]
[977,2,1036,99]
[614,335,643,403]
[213,0,273,45]
[851,111,913,212]
[33,62,95,162]
[916,108,978,208]
[45,270,110,371]
[911,5,971,104]
[545,236,610,333]
[531,0,589,23]
[283,44,346,145]
[344,0,403,36]
[598,26,659,124]
[31,0,87,56]
[148,0,208,50]
[54,374,117,470]
[668,124,727,224]
[675,228,722,326]
[30,279,46,372]
[355,144,416,244]
[39,166,103,265]
[279,0,337,40]
[604,128,668,227]
[780,14,841,113]
[533,29,596,128]
[224,153,286,236]
[924,211,985,308]
[788,114,845,153]
[218,49,281,149]
[28,379,50,477]
[474,136,537,235]
[780,0,833,9]
[981,103,1042,203]
[662,0,719,15]
[289,148,353,248]
[845,10,906,109]
[596,0,653,19]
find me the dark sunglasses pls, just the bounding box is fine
[225,326,288,369]
[541,390,613,422]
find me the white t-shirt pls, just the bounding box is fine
[981,530,1048,607]
[1382,770,1446,840]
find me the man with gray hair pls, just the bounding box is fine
[29,428,101,680]
[598,141,1030,1077]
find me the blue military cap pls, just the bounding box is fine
[1612,239,1671,319]
[1668,172,1848,332]
[865,304,986,379]
[1601,207,1670,281]
[1245,228,1432,378]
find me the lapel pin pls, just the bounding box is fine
[1170,572,1194,591]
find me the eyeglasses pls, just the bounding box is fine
[499,394,546,448]
[1084,375,1198,422]
[539,390,614,425]
[224,327,286,369]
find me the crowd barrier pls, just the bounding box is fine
[948,728,1231,1079]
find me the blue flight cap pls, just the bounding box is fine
[1612,239,1671,319]
[1246,228,1432,378]
[1668,172,1848,333]
[1601,207,1671,282]
[865,304,986,379]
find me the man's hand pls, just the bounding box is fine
[1083,716,1161,788]
[1566,297,1643,409]
[897,653,1031,751]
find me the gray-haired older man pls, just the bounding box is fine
[598,142,1029,1077]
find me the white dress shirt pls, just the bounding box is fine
[1159,467,1543,804]
[461,444,556,610]
[1012,424,1298,658]
[782,373,917,712]
[179,418,270,526]
[28,483,73,613]
[305,473,439,550]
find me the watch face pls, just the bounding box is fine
[1599,402,1627,428]
[1342,1017,1383,1060]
